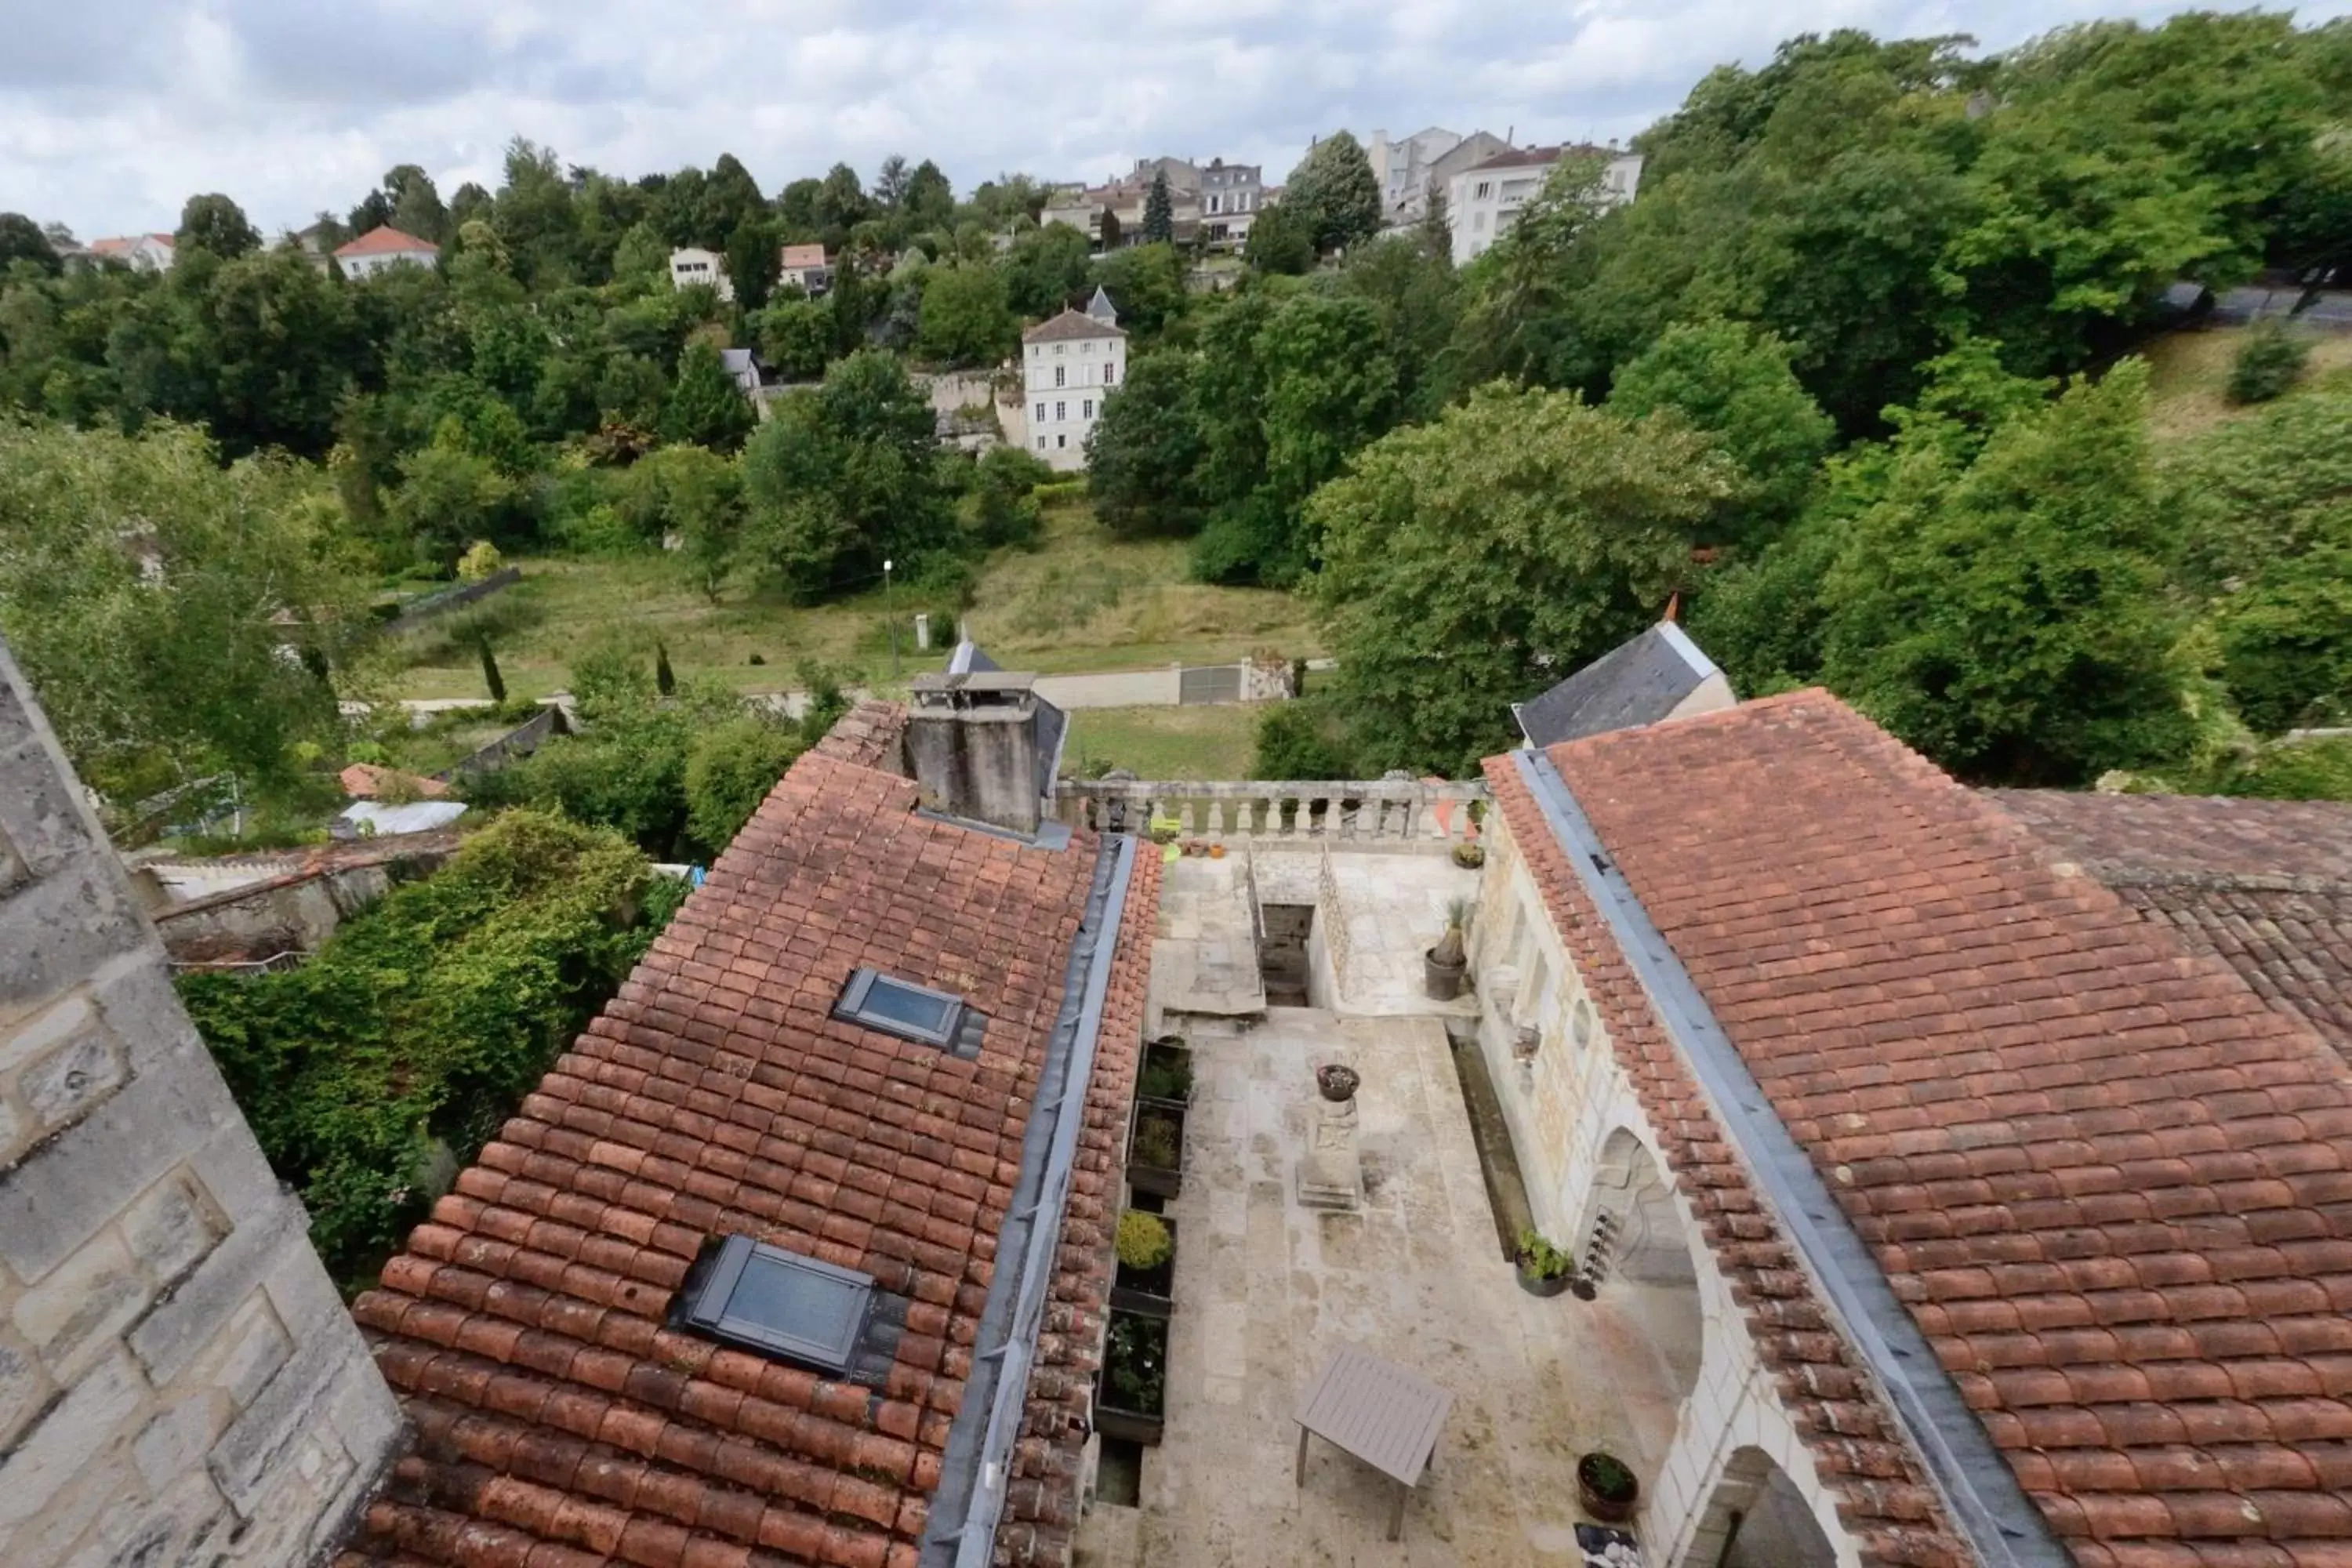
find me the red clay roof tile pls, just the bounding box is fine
[339,721,1156,1568]
[1494,690,2352,1566]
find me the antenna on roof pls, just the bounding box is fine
[1505,125,1515,146]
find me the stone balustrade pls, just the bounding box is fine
[1056,778,1489,845]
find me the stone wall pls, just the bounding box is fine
[0,640,401,1566]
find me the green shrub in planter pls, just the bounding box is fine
[1116,1210,1174,1272]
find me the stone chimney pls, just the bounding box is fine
[906,671,1051,834]
[0,637,401,1566]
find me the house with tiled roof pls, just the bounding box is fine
[1474,690,2352,1568]
[334,686,1162,1568]
[780,244,833,296]
[1021,310,1125,474]
[87,231,176,271]
[1447,143,1642,263]
[336,226,440,280]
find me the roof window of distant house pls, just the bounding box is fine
[673,1235,874,1374]
[834,967,986,1057]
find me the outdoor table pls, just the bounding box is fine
[1293,1342,1454,1541]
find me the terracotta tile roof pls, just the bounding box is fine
[810,701,909,773]
[1991,792,2352,1069]
[341,762,452,799]
[337,225,439,258]
[1500,691,2352,1567]
[1022,309,1123,346]
[335,732,1153,1568]
[781,245,829,270]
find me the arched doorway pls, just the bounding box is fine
[1573,1129,1703,1459]
[1683,1446,1842,1568]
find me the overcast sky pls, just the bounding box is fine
[7,0,2348,241]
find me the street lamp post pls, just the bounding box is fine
[884,558,898,680]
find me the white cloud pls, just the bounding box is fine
[3,0,2347,240]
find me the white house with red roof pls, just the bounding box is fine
[335,226,440,280]
[86,232,176,271]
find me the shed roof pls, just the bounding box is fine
[1493,692,2352,1566]
[335,703,1159,1568]
[1512,622,1719,747]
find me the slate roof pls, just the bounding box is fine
[337,226,439,258]
[1021,309,1123,345]
[335,706,1158,1568]
[1512,622,1720,747]
[1991,790,2352,1068]
[1494,691,2352,1567]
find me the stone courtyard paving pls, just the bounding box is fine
[1078,1008,1688,1567]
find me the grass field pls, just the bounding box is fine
[385,500,1320,700]
[1062,702,1263,780]
[2142,322,2352,439]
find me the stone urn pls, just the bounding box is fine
[1316,1063,1359,1103]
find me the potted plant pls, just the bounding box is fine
[1516,1229,1577,1298]
[1425,897,1471,1001]
[1110,1210,1178,1318]
[1128,1102,1185,1199]
[1577,1450,1640,1523]
[1316,1063,1359,1103]
[1095,1309,1168,1445]
[1452,840,1485,870]
[1137,1036,1193,1106]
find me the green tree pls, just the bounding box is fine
[1312,384,1735,774]
[906,159,956,233]
[1818,362,2190,784]
[0,419,363,801]
[724,216,783,313]
[1143,169,1175,244]
[1004,222,1094,317]
[742,349,949,598]
[1281,132,1382,255]
[684,716,809,854]
[1087,350,1204,535]
[1090,243,1186,343]
[662,339,755,452]
[175,194,262,260]
[1243,201,1316,275]
[916,262,1017,365]
[390,440,521,571]
[1607,319,1834,545]
[0,212,60,274]
[754,297,833,380]
[628,443,745,600]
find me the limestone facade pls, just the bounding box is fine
[0,639,401,1566]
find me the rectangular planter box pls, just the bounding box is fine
[1109,1215,1178,1319]
[1134,1037,1193,1105]
[1127,1102,1185,1200]
[1096,1309,1169,1447]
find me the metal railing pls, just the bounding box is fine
[1056,779,1487,844]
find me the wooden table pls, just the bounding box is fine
[1293,1344,1454,1541]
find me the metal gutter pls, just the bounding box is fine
[920,831,1138,1568]
[1512,750,2069,1568]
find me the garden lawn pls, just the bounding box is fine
[1063,703,1262,781]
[383,500,1321,702]
[2143,323,2352,440]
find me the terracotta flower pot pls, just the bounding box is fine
[1577,1453,1640,1524]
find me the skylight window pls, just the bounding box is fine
[835,967,987,1058]
[673,1235,874,1375]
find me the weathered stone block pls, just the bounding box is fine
[0,856,143,1018]
[207,1327,358,1517]
[0,1096,23,1170]
[121,1172,225,1290]
[86,955,205,1077]
[130,1389,230,1494]
[0,1331,49,1451]
[20,1023,127,1136]
[2,993,96,1077]
[11,1229,154,1382]
[0,1347,145,1542]
[0,735,94,880]
[189,1297,290,1410]
[0,1051,223,1283]
[125,1198,298,1387]
[64,1471,231,1568]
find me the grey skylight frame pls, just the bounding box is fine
[835,967,988,1058]
[673,1234,876,1376]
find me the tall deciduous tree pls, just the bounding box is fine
[0,212,60,274]
[915,262,1015,366]
[1312,384,1735,774]
[0,419,364,800]
[175,194,262,260]
[1282,132,1382,256]
[1087,350,1203,534]
[662,339,755,452]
